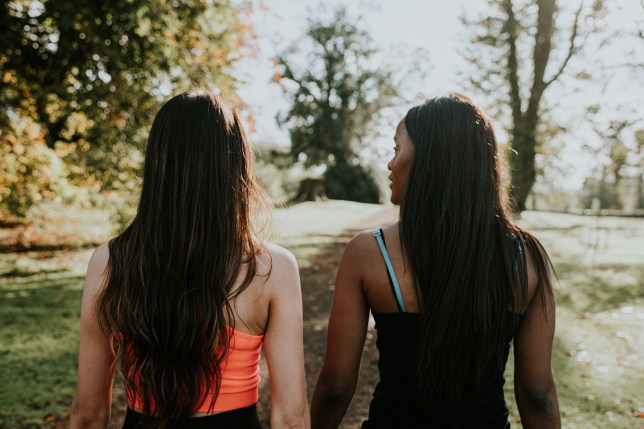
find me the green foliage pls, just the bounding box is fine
[275,6,398,169]
[324,163,381,204]
[0,0,255,216]
[0,122,66,218]
[110,192,139,235]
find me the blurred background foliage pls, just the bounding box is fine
[0,0,642,225]
[274,6,402,204]
[0,0,255,220]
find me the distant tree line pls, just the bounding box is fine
[2,0,641,218]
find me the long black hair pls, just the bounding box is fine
[97,89,268,426]
[399,94,554,409]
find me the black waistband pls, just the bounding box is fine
[122,403,262,429]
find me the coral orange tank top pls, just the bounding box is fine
[128,327,264,413]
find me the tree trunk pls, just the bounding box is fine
[509,129,537,212]
[294,178,327,202]
[504,0,558,212]
[636,173,644,210]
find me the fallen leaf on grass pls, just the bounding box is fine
[42,411,69,427]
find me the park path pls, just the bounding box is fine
[107,205,398,428]
[257,205,398,428]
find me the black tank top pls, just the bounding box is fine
[363,229,511,428]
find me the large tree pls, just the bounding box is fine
[275,7,399,202]
[0,0,254,200]
[463,0,603,211]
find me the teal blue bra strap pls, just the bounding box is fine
[374,228,406,312]
[515,240,524,272]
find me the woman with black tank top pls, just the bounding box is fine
[311,94,560,428]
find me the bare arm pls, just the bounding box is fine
[514,249,560,428]
[70,244,115,429]
[311,235,370,429]
[263,245,310,428]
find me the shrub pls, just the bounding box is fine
[0,125,66,218]
[324,163,381,204]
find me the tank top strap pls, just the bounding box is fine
[373,228,406,312]
[515,239,524,272]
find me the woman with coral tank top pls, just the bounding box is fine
[70,90,309,428]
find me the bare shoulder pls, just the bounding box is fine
[522,237,554,306]
[259,241,300,291]
[250,241,293,278]
[262,241,298,269]
[90,242,110,268]
[84,243,110,293]
[344,228,381,257]
[265,241,297,262]
[344,225,395,260]
[335,228,385,281]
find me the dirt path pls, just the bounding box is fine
[258,206,398,427]
[106,206,398,428]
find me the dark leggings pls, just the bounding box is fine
[122,404,262,428]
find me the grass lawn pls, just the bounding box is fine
[0,250,90,426]
[1,203,642,428]
[504,211,644,428]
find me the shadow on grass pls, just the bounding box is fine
[0,268,65,279]
[556,263,644,313]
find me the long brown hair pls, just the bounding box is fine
[400,94,554,409]
[97,89,268,426]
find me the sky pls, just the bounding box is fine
[235,0,644,192]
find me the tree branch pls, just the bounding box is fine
[544,0,584,89]
[502,0,523,122]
